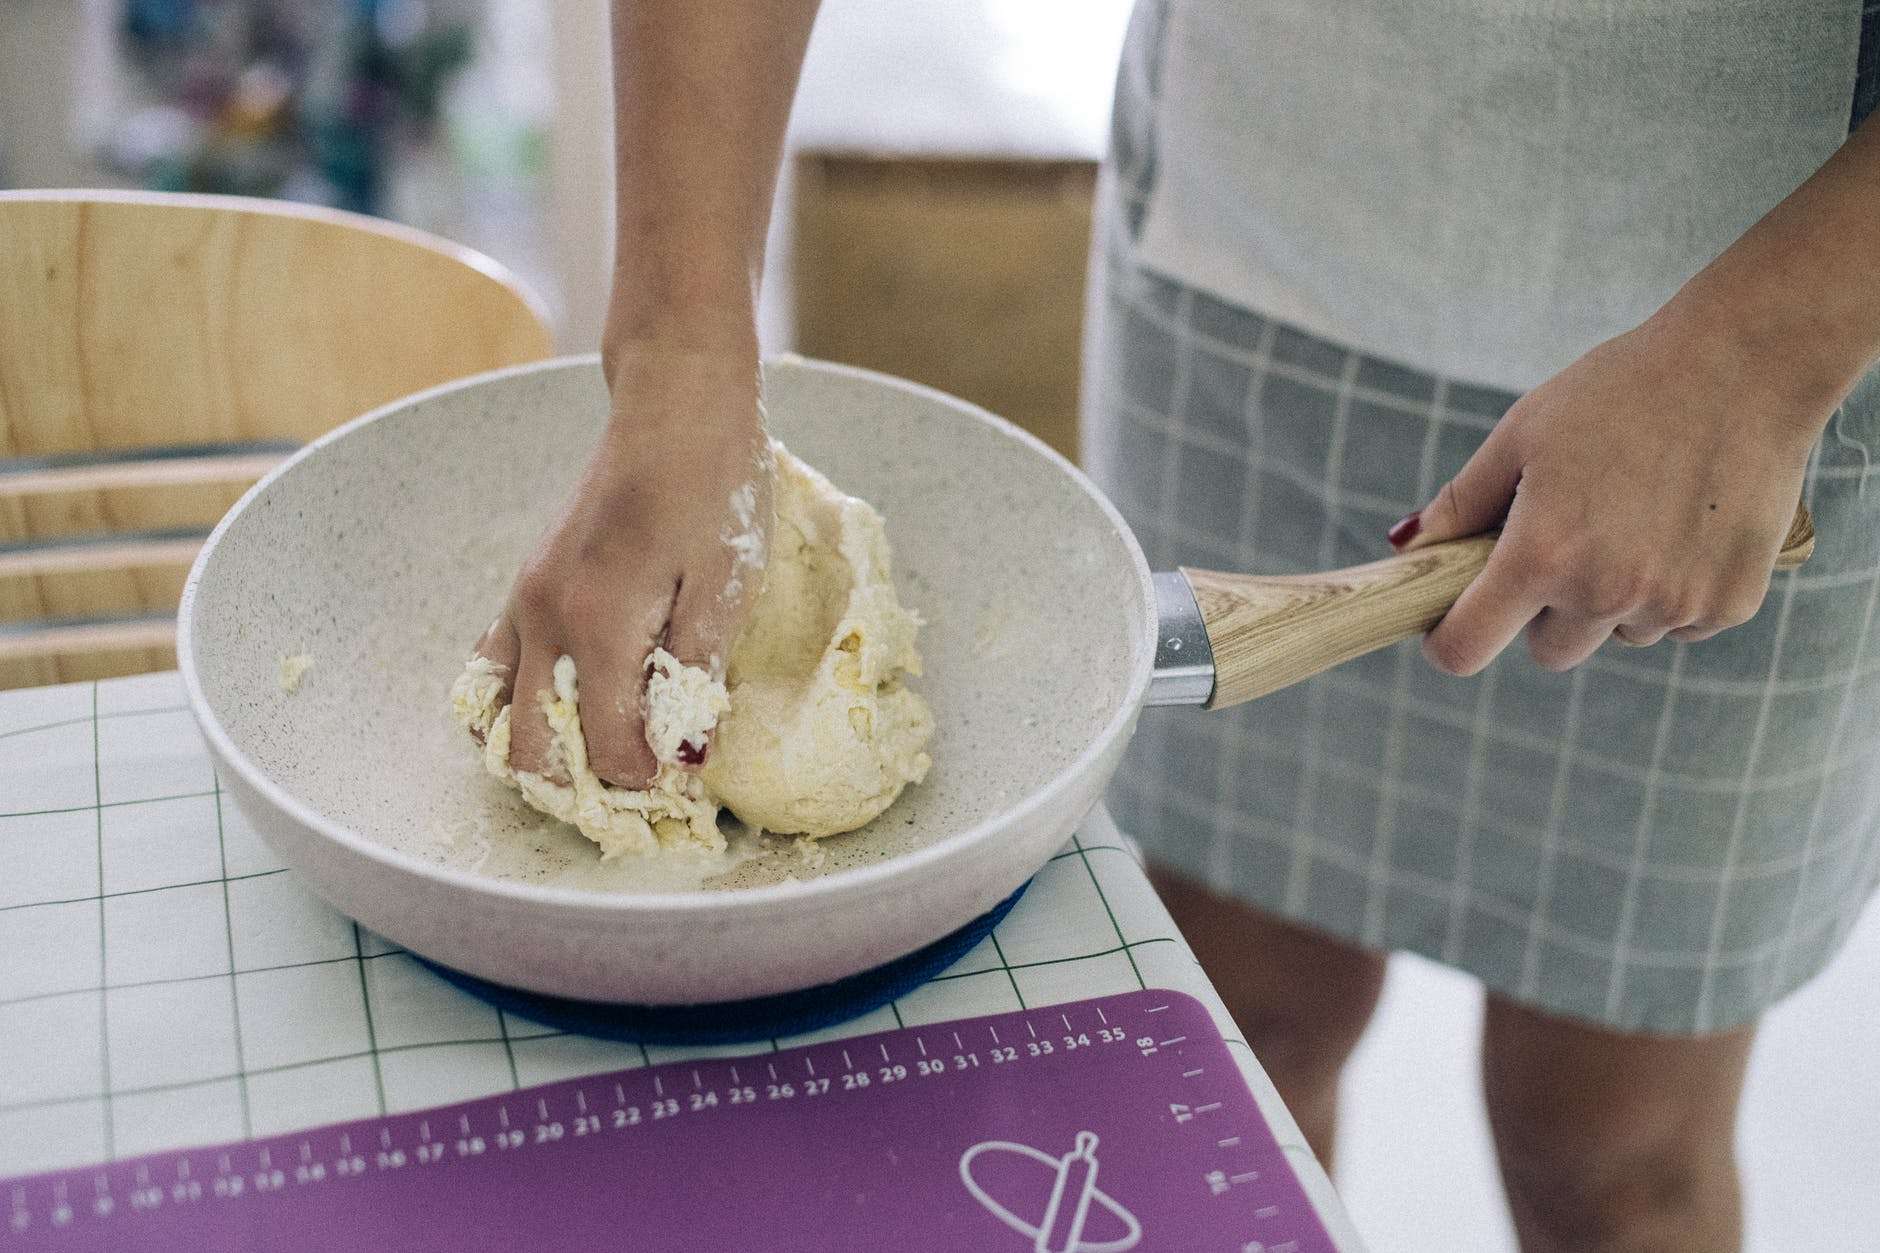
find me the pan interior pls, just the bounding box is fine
[186,358,1152,895]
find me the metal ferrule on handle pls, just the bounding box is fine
[1146,571,1216,707]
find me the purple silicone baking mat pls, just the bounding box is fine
[2,990,1336,1252]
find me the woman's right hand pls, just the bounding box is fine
[470,345,774,788]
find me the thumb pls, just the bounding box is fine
[1390,425,1524,552]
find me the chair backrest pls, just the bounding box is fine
[0,190,554,688]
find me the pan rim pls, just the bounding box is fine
[177,354,1158,916]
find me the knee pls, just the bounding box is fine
[1490,1112,1735,1248]
[1235,991,1378,1084]
[1149,867,1385,1083]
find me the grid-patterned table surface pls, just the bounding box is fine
[0,671,1363,1248]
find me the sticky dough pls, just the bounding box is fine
[450,443,933,858]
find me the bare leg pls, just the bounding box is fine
[1481,993,1756,1252]
[1150,865,1388,1171]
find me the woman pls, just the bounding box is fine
[473,4,1880,1248]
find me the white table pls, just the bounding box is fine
[0,670,1366,1249]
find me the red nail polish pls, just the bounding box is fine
[1387,511,1422,548]
[677,739,707,766]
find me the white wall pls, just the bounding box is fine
[0,0,119,188]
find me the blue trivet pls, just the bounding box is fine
[420,880,1030,1046]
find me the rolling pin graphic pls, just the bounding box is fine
[958,1130,1142,1252]
[1037,1131,1102,1253]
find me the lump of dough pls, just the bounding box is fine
[701,448,932,836]
[450,441,932,855]
[644,648,731,763]
[451,650,729,860]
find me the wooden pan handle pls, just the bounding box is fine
[1182,502,1816,711]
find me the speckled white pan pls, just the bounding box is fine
[179,357,1156,1004]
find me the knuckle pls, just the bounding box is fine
[1615,566,1657,608]
[1654,592,1704,628]
[1510,538,1569,589]
[1526,638,1577,672]
[1721,587,1767,627]
[1608,626,1638,647]
[1569,560,1651,620]
[561,578,625,625]
[1423,629,1478,676]
[1629,581,1694,627]
[674,618,734,665]
[1582,584,1637,621]
[1677,587,1763,636]
[1430,478,1469,527]
[511,566,561,620]
[1524,616,1588,671]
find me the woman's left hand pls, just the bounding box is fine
[1393,308,1825,675]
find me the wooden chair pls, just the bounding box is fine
[0,190,554,688]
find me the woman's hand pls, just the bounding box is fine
[471,347,773,787]
[1394,307,1824,675]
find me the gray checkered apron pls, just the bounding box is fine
[1087,4,1880,1034]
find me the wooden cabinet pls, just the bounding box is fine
[790,154,1098,464]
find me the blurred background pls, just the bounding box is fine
[5,5,1875,1249]
[2,0,555,295]
[0,0,1133,460]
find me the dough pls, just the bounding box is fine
[452,650,725,859]
[450,442,932,858]
[702,449,932,836]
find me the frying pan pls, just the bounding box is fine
[178,357,1814,1004]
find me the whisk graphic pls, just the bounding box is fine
[958,1130,1143,1252]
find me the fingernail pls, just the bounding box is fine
[1387,511,1422,548]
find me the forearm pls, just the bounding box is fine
[603,0,822,362]
[1664,112,1880,426]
